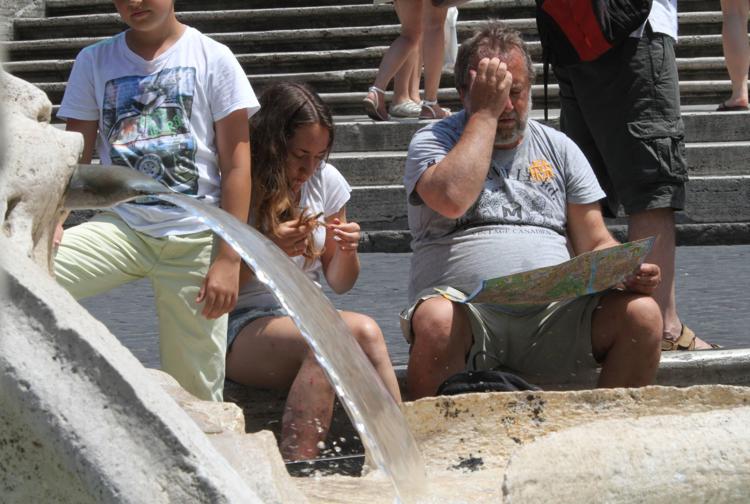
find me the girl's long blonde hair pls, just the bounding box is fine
[250,82,335,265]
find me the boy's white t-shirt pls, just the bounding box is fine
[58,26,260,236]
[235,163,351,310]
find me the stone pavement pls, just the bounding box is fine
[81,245,750,370]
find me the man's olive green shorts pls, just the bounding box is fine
[401,290,605,384]
[54,212,227,401]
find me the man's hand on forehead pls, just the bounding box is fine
[468,57,513,119]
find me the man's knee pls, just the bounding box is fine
[594,292,662,358]
[623,294,663,350]
[411,297,461,348]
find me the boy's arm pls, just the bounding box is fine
[197,109,251,319]
[66,119,99,163]
[55,119,99,247]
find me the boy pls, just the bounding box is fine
[55,0,259,401]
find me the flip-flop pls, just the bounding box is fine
[716,102,749,112]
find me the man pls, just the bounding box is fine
[402,21,663,399]
[553,0,707,350]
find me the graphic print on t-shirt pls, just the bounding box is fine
[456,156,561,231]
[102,67,198,203]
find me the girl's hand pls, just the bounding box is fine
[623,263,661,295]
[272,218,313,257]
[328,218,360,253]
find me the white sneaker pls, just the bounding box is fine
[388,100,421,118]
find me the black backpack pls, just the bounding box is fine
[535,0,653,119]
[437,369,541,395]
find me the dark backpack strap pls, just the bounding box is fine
[543,57,549,122]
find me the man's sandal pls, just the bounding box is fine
[363,86,389,121]
[419,99,451,120]
[661,324,721,351]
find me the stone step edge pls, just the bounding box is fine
[359,222,750,252]
[390,348,750,390]
[3,56,733,77]
[4,33,728,53]
[30,80,738,104]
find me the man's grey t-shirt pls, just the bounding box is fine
[404,112,606,304]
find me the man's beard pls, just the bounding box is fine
[494,97,531,147]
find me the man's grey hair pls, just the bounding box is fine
[454,20,536,94]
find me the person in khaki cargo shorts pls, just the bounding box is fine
[553,0,715,351]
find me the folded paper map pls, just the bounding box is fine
[436,237,655,305]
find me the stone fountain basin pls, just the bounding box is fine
[176,371,750,503]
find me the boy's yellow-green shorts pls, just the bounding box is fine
[54,212,227,401]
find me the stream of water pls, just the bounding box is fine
[64,165,428,502]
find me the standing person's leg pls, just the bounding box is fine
[391,0,425,118]
[420,2,450,119]
[560,32,709,350]
[54,212,154,299]
[408,44,423,104]
[628,209,683,344]
[719,0,750,109]
[151,231,227,401]
[390,47,423,118]
[364,0,424,121]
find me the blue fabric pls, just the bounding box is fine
[226,306,287,350]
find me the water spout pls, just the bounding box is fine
[63,165,428,503]
[64,164,170,210]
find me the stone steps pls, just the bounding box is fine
[40,0,729,17]
[331,111,750,150]
[12,10,744,43]
[7,0,748,248]
[5,19,739,62]
[346,176,750,229]
[3,55,735,86]
[331,142,750,184]
[29,78,737,113]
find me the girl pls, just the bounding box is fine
[226,82,401,461]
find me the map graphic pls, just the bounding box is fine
[436,237,655,305]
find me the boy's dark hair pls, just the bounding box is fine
[249,82,334,263]
[454,21,536,94]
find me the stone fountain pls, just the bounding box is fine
[2,72,750,503]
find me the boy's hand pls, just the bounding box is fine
[623,263,661,295]
[272,218,314,257]
[197,255,241,319]
[468,57,513,120]
[328,218,360,254]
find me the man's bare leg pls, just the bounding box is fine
[407,297,473,399]
[591,291,662,387]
